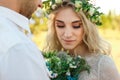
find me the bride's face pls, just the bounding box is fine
[55,8,84,50]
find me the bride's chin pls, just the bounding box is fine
[64,47,74,50]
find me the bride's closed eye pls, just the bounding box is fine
[73,25,81,28]
[56,24,65,28]
[57,26,64,28]
[72,22,82,29]
[55,20,65,28]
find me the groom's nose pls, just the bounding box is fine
[38,0,42,8]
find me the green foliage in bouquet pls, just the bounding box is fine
[43,51,90,80]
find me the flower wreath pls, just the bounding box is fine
[42,0,103,25]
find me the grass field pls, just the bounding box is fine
[32,29,120,72]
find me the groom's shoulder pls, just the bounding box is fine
[0,30,22,53]
[0,16,12,27]
[0,18,23,53]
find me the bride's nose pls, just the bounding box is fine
[64,28,72,38]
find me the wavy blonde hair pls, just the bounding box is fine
[43,1,111,55]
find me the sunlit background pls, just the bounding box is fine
[30,0,120,72]
[96,0,120,15]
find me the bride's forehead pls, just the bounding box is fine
[55,19,82,24]
[55,9,81,22]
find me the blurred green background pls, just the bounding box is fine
[30,10,120,72]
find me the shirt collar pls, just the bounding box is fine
[0,6,31,34]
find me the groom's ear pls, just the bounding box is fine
[38,0,42,8]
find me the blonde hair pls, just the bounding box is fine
[43,1,111,55]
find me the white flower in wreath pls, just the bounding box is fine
[75,1,82,8]
[89,7,95,16]
[52,4,57,10]
[91,17,96,23]
[95,16,100,22]
[55,0,62,4]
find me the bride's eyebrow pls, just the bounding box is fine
[55,20,64,23]
[72,20,82,24]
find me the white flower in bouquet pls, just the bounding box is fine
[66,71,71,76]
[69,63,77,68]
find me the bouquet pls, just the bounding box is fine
[43,51,90,80]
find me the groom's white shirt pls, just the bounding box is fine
[0,6,50,80]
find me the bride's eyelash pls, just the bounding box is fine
[57,25,65,28]
[57,25,81,28]
[73,25,81,28]
[72,22,82,29]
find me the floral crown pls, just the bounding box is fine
[43,0,103,25]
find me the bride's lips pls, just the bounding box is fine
[63,39,75,43]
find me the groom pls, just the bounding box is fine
[0,0,50,80]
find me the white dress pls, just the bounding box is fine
[79,54,120,80]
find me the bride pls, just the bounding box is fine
[42,0,120,80]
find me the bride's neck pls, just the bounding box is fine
[69,44,89,57]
